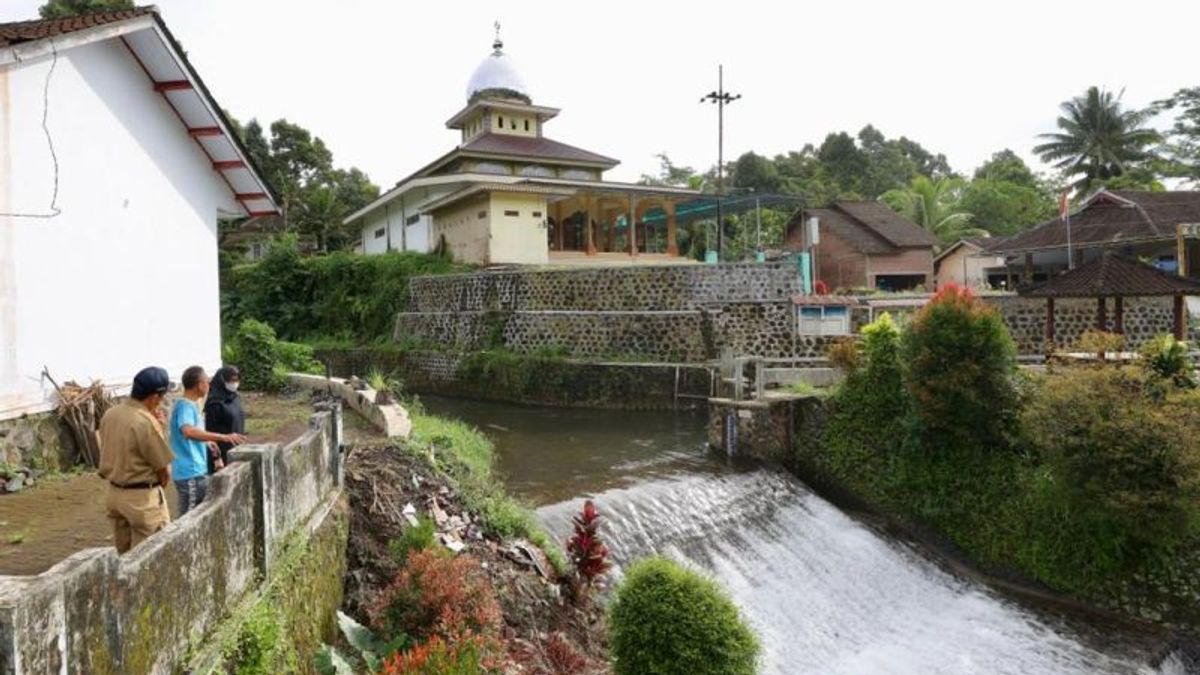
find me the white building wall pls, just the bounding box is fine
[359,185,459,255]
[0,38,237,418]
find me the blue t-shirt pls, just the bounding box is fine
[169,399,208,481]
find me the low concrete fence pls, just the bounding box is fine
[0,405,344,675]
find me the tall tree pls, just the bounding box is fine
[816,132,868,198]
[731,151,780,194]
[1034,86,1161,194]
[881,175,984,245]
[973,149,1039,187]
[638,153,702,189]
[38,0,131,18]
[1152,86,1200,187]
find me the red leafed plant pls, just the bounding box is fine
[367,550,503,646]
[379,635,484,674]
[543,633,589,674]
[566,500,611,590]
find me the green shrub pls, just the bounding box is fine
[222,245,469,343]
[901,284,1018,453]
[225,603,298,675]
[1022,367,1200,565]
[608,557,759,675]
[1140,334,1195,389]
[389,516,437,563]
[824,314,906,475]
[225,319,322,391]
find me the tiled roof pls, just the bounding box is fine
[0,7,153,47]
[988,190,1200,253]
[784,201,936,254]
[1020,252,1200,298]
[836,201,939,248]
[460,133,618,167]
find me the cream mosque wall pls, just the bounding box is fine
[488,192,549,265]
[432,195,491,264]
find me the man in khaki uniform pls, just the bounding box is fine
[98,366,175,553]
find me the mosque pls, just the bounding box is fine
[347,29,700,265]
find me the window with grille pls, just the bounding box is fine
[797,306,850,335]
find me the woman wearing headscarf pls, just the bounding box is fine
[204,366,246,473]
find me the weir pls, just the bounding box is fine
[421,395,1186,675]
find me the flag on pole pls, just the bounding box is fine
[1061,190,1074,269]
[1059,191,1070,220]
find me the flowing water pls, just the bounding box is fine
[421,396,1187,675]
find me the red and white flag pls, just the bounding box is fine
[1059,191,1070,220]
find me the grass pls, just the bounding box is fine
[406,413,568,575]
[6,530,27,545]
[784,381,829,398]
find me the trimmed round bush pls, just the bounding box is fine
[608,557,759,675]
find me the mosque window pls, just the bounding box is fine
[477,211,487,219]
[406,214,421,225]
[524,119,530,131]
[532,211,543,218]
[498,115,504,127]
[374,228,385,239]
[504,210,519,217]
[511,120,517,129]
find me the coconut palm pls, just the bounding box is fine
[881,175,984,245]
[1034,86,1161,194]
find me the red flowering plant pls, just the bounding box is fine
[566,500,611,598]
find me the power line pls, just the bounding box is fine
[700,65,739,260]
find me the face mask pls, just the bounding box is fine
[226,382,240,392]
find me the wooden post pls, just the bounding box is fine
[629,193,638,257]
[666,201,679,256]
[585,196,597,255]
[1023,252,1034,286]
[1045,297,1056,346]
[1175,295,1186,340]
[1114,296,1124,334]
[1096,296,1107,332]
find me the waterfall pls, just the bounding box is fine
[539,466,1172,675]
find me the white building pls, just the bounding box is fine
[347,31,699,266]
[0,8,278,419]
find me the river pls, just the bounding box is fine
[420,395,1188,675]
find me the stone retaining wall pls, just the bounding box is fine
[407,263,800,313]
[0,406,346,674]
[0,413,77,473]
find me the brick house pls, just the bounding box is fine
[784,201,937,291]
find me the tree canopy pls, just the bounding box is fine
[1153,86,1200,188]
[1034,86,1161,194]
[38,0,131,18]
[237,118,380,252]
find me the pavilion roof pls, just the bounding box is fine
[1020,252,1200,298]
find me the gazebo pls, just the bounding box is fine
[1020,252,1200,343]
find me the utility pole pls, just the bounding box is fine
[701,65,740,261]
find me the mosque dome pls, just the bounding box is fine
[466,36,530,104]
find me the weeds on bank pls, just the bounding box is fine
[406,413,567,575]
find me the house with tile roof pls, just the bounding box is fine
[0,7,279,418]
[783,201,938,291]
[986,189,1200,283]
[345,29,700,266]
[933,237,1008,290]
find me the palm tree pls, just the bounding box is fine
[881,175,984,245]
[1034,86,1161,194]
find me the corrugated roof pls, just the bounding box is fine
[988,190,1200,253]
[461,133,618,167]
[1020,252,1200,298]
[0,7,154,47]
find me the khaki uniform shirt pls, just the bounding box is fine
[98,399,173,485]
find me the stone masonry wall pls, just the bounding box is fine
[988,295,1195,354]
[0,407,345,674]
[0,413,77,472]
[407,262,801,313]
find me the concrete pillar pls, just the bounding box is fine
[1114,296,1125,334]
[1096,296,1107,332]
[585,196,597,255]
[666,201,679,256]
[1022,252,1034,286]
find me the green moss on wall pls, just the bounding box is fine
[192,500,349,675]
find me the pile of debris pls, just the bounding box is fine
[0,466,40,494]
[47,375,114,468]
[343,444,607,673]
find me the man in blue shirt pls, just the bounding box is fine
[170,366,246,516]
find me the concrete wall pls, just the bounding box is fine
[432,194,491,264]
[488,192,548,265]
[815,229,867,289]
[0,407,344,674]
[867,248,934,288]
[935,247,1006,290]
[0,38,235,420]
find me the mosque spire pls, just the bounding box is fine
[492,20,503,53]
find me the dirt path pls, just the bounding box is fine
[0,390,368,576]
[0,473,111,575]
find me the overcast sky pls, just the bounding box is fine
[5,0,1198,188]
